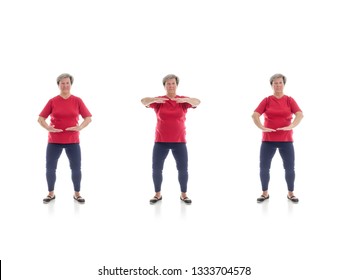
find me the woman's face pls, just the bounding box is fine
[59,77,72,94]
[164,78,177,95]
[272,77,284,94]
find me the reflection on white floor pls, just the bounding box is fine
[1,151,347,280]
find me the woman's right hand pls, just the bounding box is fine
[38,116,63,132]
[47,126,63,133]
[141,97,167,106]
[262,127,276,132]
[153,97,167,103]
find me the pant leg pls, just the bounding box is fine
[278,142,295,192]
[171,143,188,193]
[65,144,82,192]
[46,143,64,192]
[259,142,277,191]
[152,143,170,192]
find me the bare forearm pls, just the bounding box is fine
[141,97,155,106]
[290,112,303,128]
[79,117,92,130]
[186,98,201,107]
[38,116,50,130]
[252,112,265,130]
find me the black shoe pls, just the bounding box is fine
[257,195,269,203]
[150,196,162,204]
[287,195,299,203]
[74,196,85,203]
[43,195,55,204]
[180,196,192,204]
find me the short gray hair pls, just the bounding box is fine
[270,73,286,85]
[57,73,74,85]
[162,74,179,86]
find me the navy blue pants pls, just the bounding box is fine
[46,143,82,192]
[260,141,295,192]
[152,142,188,193]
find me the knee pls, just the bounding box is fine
[152,168,162,175]
[70,162,81,170]
[176,161,188,171]
[46,168,56,173]
[283,164,295,172]
[284,168,295,174]
[260,168,270,173]
[177,167,188,173]
[71,167,81,173]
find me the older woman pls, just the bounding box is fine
[252,73,303,203]
[141,74,200,204]
[38,73,92,204]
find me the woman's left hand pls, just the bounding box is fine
[172,98,189,103]
[172,97,200,107]
[277,126,292,131]
[65,126,81,131]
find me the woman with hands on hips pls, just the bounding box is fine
[141,74,200,204]
[252,73,303,203]
[38,73,92,204]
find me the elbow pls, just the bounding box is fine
[251,112,259,119]
[297,111,304,119]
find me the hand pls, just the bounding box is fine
[65,126,81,132]
[262,127,277,132]
[172,97,189,103]
[277,126,292,131]
[47,126,63,133]
[153,97,167,103]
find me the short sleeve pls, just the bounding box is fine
[254,97,268,115]
[78,98,92,118]
[39,99,53,118]
[289,97,302,114]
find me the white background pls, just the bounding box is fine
[1,0,346,279]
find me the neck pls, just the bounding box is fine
[60,92,71,99]
[166,92,176,99]
[273,92,284,98]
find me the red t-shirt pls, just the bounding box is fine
[39,95,92,143]
[149,95,193,142]
[254,95,302,142]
